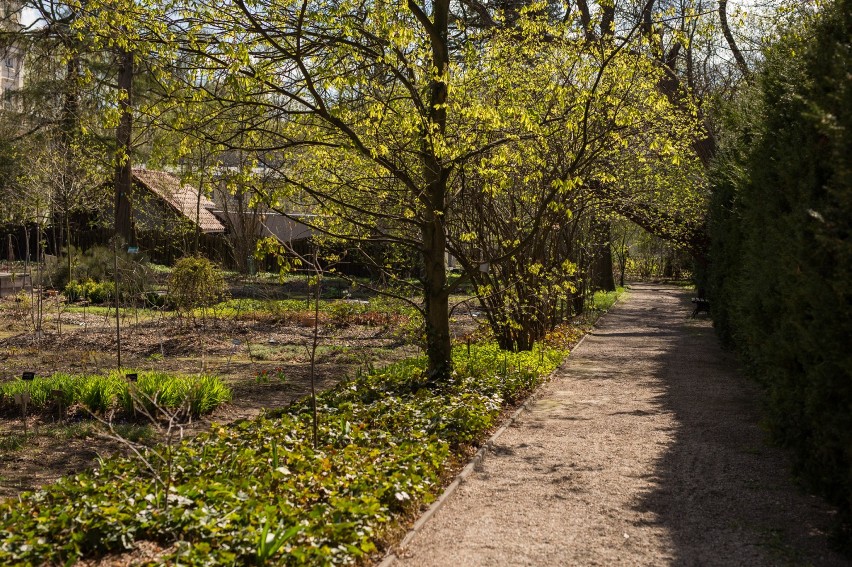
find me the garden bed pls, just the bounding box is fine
[0,281,621,564]
[0,342,568,565]
[0,290,457,498]
[0,371,231,420]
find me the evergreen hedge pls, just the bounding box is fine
[707,0,851,545]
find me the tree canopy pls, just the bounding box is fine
[1,0,721,377]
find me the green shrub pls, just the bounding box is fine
[64,279,117,304]
[707,0,852,542]
[64,280,84,302]
[143,290,167,308]
[86,280,115,304]
[168,256,227,313]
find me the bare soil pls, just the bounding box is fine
[0,293,481,499]
[392,283,848,566]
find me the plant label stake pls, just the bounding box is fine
[22,371,34,381]
[14,392,30,435]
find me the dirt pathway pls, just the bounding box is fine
[392,283,847,566]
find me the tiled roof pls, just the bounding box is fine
[132,169,225,233]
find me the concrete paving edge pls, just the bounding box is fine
[376,293,621,567]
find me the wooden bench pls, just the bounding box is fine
[691,298,710,318]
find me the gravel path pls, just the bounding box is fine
[391,283,847,566]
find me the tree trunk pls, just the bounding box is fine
[417,0,453,382]
[422,225,451,381]
[194,154,205,254]
[66,213,72,283]
[718,0,750,79]
[591,218,616,291]
[114,48,133,244]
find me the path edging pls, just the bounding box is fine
[377,295,621,566]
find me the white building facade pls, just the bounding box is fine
[0,0,24,109]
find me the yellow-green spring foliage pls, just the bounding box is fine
[0,371,231,418]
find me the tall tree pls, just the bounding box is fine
[148,0,701,370]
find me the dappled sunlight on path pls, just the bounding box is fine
[390,283,845,566]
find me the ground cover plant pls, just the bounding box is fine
[210,297,418,328]
[0,371,231,419]
[60,296,418,329]
[0,340,566,566]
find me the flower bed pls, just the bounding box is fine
[0,342,565,565]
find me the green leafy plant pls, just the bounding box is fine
[167,256,227,314]
[118,372,231,419]
[255,517,300,565]
[255,368,287,384]
[0,341,568,565]
[0,433,26,452]
[64,279,116,304]
[79,375,122,414]
[63,280,84,302]
[0,372,230,419]
[186,375,233,417]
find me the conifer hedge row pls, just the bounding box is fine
[707,0,851,545]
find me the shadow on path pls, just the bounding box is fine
[391,283,847,567]
[631,283,846,566]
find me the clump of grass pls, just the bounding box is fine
[0,433,26,452]
[186,375,232,417]
[79,375,124,414]
[119,372,231,419]
[0,372,231,419]
[0,373,79,413]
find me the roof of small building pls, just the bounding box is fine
[132,168,225,234]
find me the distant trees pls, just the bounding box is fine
[0,0,177,253]
[0,0,102,260]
